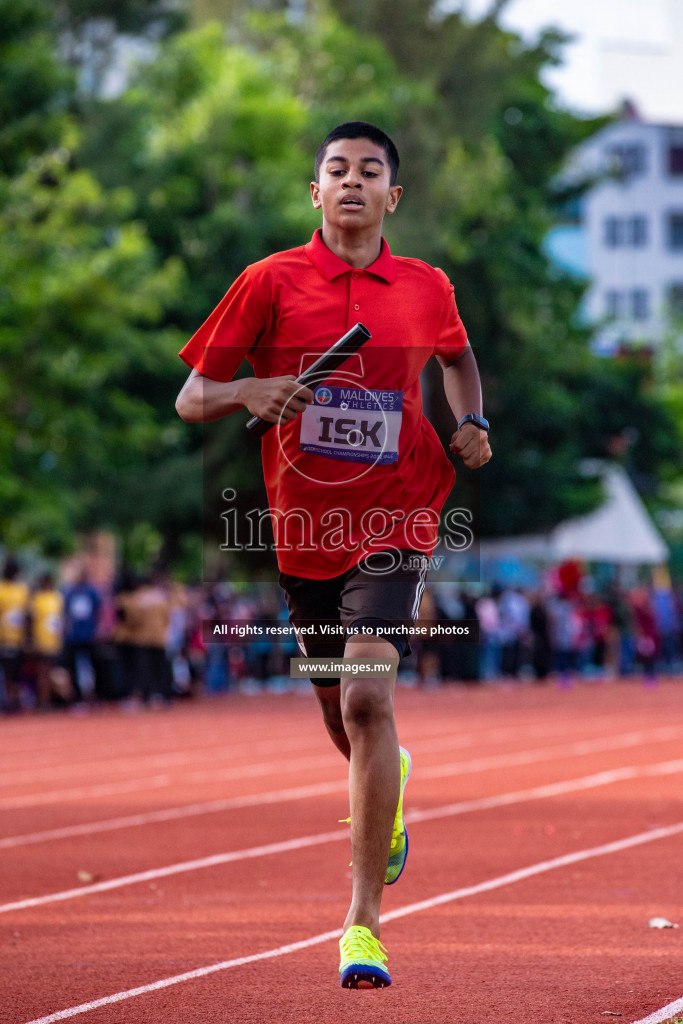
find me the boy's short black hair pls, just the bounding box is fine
[314,121,400,185]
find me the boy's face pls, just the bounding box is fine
[310,137,402,230]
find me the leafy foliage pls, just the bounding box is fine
[0,0,75,175]
[0,148,183,553]
[1,0,679,567]
[325,0,676,534]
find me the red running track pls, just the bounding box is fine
[1,679,683,1024]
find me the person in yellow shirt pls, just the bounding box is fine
[29,574,65,708]
[0,558,29,713]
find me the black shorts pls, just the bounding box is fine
[279,549,429,687]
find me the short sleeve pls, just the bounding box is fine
[179,263,271,382]
[433,271,468,361]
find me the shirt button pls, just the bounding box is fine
[352,273,359,279]
[354,303,360,310]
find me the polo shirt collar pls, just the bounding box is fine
[305,228,396,283]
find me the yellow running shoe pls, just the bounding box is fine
[339,925,391,989]
[385,746,411,885]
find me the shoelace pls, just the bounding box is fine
[339,817,353,866]
[340,928,388,964]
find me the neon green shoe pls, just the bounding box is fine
[385,746,411,885]
[339,925,391,989]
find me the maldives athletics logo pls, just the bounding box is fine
[314,386,333,405]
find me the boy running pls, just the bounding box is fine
[176,121,491,988]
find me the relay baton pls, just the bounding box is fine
[245,322,372,438]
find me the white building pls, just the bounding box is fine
[563,107,683,354]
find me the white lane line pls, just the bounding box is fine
[1,716,570,786]
[0,720,589,790]
[4,757,683,916]
[2,698,674,766]
[408,758,683,826]
[0,827,349,915]
[0,775,175,810]
[630,996,683,1023]
[4,751,683,854]
[2,725,680,837]
[0,754,342,810]
[20,927,342,1024]
[0,735,321,785]
[20,818,683,1024]
[0,780,348,850]
[183,727,681,787]
[0,714,481,780]
[379,818,683,925]
[417,727,683,781]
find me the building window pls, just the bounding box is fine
[667,212,683,250]
[608,143,647,179]
[605,290,623,319]
[604,216,648,248]
[668,146,683,177]
[668,283,683,318]
[628,216,648,247]
[604,217,623,248]
[631,289,649,320]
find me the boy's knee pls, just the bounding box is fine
[341,679,393,730]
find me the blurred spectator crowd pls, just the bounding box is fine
[0,554,681,715]
[417,580,682,688]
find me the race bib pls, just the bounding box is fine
[300,385,403,464]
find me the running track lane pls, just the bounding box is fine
[2,681,682,1024]
[3,729,683,902]
[10,819,683,1024]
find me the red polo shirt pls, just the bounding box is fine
[180,229,468,578]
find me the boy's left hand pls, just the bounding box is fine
[449,423,492,468]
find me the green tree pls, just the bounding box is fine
[79,13,421,328]
[3,0,679,571]
[0,149,183,554]
[54,0,186,95]
[325,0,680,534]
[81,4,681,554]
[0,0,196,561]
[76,16,426,574]
[0,0,74,175]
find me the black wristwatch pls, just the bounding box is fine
[458,413,489,433]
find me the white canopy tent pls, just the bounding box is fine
[479,462,669,565]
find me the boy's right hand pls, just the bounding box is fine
[241,375,315,425]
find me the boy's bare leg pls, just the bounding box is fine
[339,638,400,939]
[314,684,351,760]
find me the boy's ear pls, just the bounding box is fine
[311,181,321,209]
[386,185,402,214]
